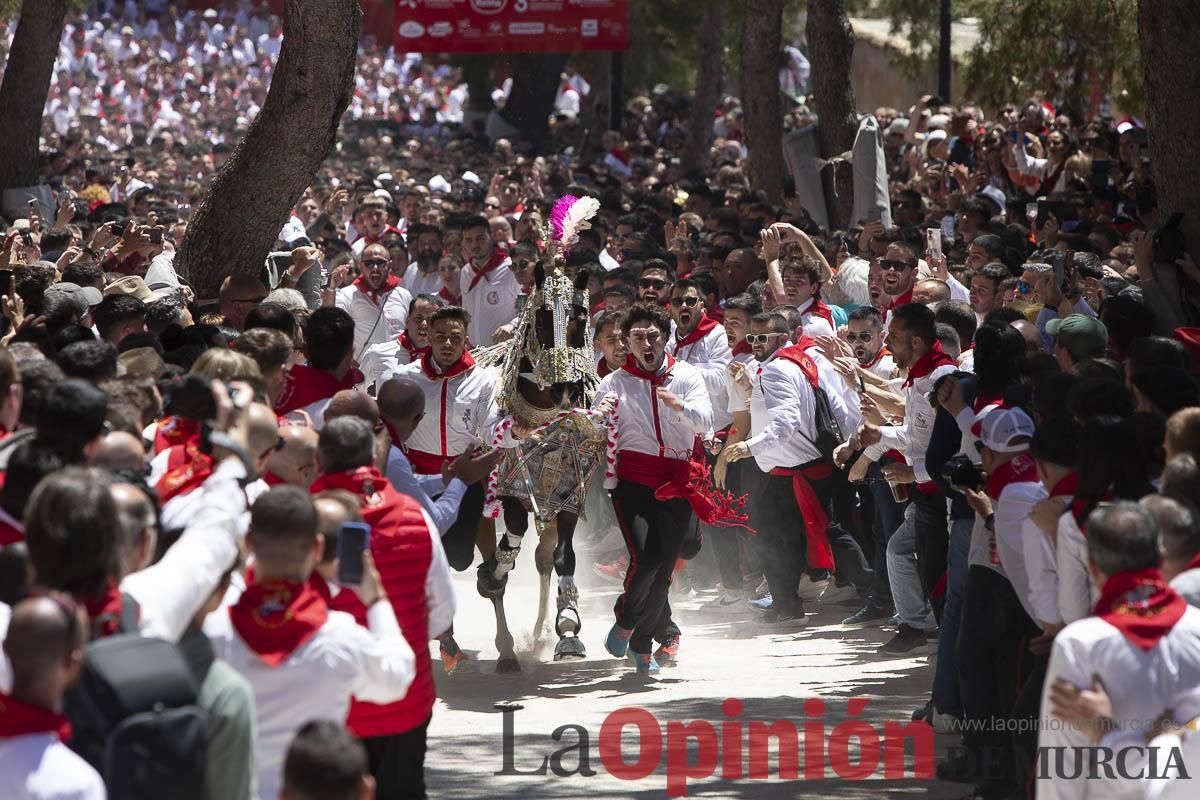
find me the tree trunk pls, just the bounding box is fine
[682,0,724,179]
[1138,0,1200,259]
[175,0,361,298]
[0,0,68,192]
[806,0,859,230]
[739,0,784,204]
[499,53,569,153]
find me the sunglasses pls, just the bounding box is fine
[670,296,700,308]
[879,259,912,272]
[485,202,500,209]
[844,332,874,343]
[362,259,389,268]
[745,332,786,345]
[639,279,667,290]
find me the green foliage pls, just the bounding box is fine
[853,0,1141,116]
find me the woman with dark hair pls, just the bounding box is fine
[1055,414,1158,624]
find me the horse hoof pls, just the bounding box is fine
[476,560,508,599]
[554,636,587,661]
[496,656,522,674]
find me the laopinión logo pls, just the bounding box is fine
[497,697,936,797]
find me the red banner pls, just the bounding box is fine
[392,0,628,54]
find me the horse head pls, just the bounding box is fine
[518,261,595,411]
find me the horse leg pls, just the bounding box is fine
[492,589,520,674]
[532,519,558,642]
[553,512,587,660]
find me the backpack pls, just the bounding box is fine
[65,595,209,800]
[802,383,845,462]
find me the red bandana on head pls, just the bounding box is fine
[902,341,958,388]
[274,364,365,416]
[673,313,719,352]
[353,272,401,304]
[0,694,72,742]
[420,348,475,381]
[468,248,506,291]
[228,579,329,667]
[621,353,675,386]
[1093,567,1188,651]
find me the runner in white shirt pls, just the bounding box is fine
[459,216,519,347]
[402,223,445,297]
[360,293,443,390]
[205,486,415,800]
[335,243,413,358]
[667,278,732,432]
[844,306,896,379]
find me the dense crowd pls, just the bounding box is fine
[2,4,1200,800]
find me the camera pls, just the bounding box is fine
[941,454,984,491]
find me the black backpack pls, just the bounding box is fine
[65,596,209,800]
[803,383,845,462]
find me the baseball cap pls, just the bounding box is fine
[1046,314,1108,359]
[44,282,103,317]
[105,276,176,304]
[973,406,1035,454]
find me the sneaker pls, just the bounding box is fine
[759,605,808,627]
[604,623,633,658]
[879,623,928,654]
[749,593,774,611]
[816,581,857,605]
[654,634,680,667]
[700,591,747,611]
[593,555,629,584]
[798,573,831,601]
[440,644,469,674]
[911,699,933,722]
[887,612,901,627]
[750,576,770,599]
[629,651,660,674]
[841,604,894,627]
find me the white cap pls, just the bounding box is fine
[973,407,1034,453]
[428,175,451,194]
[461,170,481,184]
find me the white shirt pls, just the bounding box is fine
[1037,606,1200,800]
[459,254,519,347]
[120,459,249,643]
[360,337,418,390]
[391,360,500,467]
[863,359,959,483]
[205,599,414,800]
[745,349,819,472]
[0,733,106,800]
[335,283,413,358]
[669,323,732,431]
[402,262,442,297]
[385,446,468,536]
[863,350,896,380]
[594,359,712,462]
[994,478,1059,626]
[1058,511,1097,625]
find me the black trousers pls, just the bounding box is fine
[362,714,431,800]
[709,459,762,592]
[610,480,692,655]
[441,481,485,572]
[957,566,1037,758]
[912,487,949,621]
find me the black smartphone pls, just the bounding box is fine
[149,228,163,244]
[19,230,32,246]
[782,174,796,199]
[110,222,127,237]
[335,522,371,586]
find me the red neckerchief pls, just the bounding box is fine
[1040,159,1068,196]
[888,285,915,309]
[274,363,364,415]
[153,415,200,455]
[84,579,125,639]
[228,578,329,667]
[420,348,475,381]
[804,296,836,330]
[732,339,752,357]
[608,148,631,165]
[621,353,675,386]
[771,343,820,388]
[0,517,23,546]
[309,466,408,534]
[155,441,214,505]
[467,248,506,291]
[865,346,891,368]
[0,694,72,742]
[597,358,618,378]
[673,313,719,353]
[397,330,423,361]
[1048,471,1079,499]
[262,472,288,487]
[438,287,461,305]
[902,341,957,388]
[972,390,1005,413]
[1093,567,1188,651]
[984,451,1039,501]
[352,272,402,304]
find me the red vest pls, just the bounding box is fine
[310,468,435,736]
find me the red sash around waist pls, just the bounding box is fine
[617,450,750,529]
[769,462,835,571]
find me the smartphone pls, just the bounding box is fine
[1062,249,1077,296]
[1025,202,1038,224]
[941,215,955,240]
[110,222,127,237]
[26,198,38,214]
[149,228,163,244]
[336,522,371,586]
[0,269,12,288]
[782,174,797,199]
[926,228,942,260]
[19,230,32,246]
[867,205,884,224]
[1009,128,1020,145]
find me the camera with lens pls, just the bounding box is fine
[941,454,984,491]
